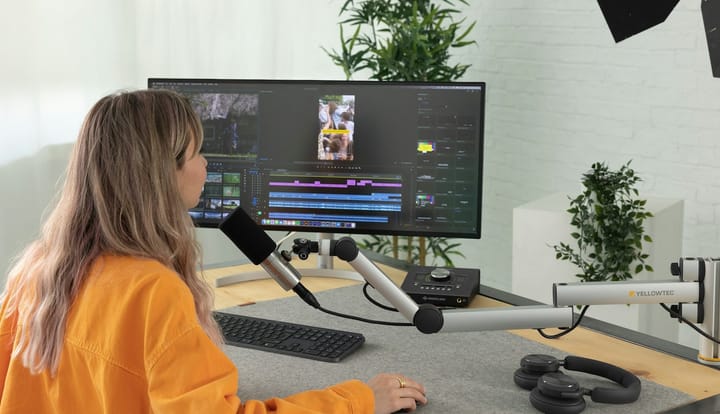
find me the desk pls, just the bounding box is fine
[203,261,720,403]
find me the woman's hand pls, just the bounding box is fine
[367,373,427,414]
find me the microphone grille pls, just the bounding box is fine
[219,207,276,265]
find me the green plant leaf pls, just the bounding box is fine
[324,0,476,82]
[552,160,653,283]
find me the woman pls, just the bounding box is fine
[0,90,426,413]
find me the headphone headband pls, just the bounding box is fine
[563,356,641,403]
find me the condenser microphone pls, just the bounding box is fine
[219,207,319,308]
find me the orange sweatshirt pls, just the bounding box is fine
[0,255,374,413]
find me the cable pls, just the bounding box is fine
[538,302,720,344]
[536,305,590,339]
[659,303,720,345]
[316,305,413,326]
[363,282,399,312]
[278,247,411,326]
[276,231,297,249]
[301,281,413,326]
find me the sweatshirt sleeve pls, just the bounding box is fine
[241,380,374,414]
[148,323,374,414]
[144,274,374,414]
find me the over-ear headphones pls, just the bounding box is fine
[513,354,641,414]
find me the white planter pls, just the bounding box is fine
[511,193,684,343]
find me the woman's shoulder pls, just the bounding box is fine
[95,254,177,276]
[78,255,198,327]
[66,255,202,373]
[86,255,190,299]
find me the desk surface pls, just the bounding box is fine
[203,261,720,401]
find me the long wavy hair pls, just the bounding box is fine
[1,89,222,375]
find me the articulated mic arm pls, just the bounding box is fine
[552,257,719,366]
[292,236,574,333]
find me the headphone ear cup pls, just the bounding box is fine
[520,354,561,373]
[530,387,586,414]
[515,353,562,390]
[513,367,543,390]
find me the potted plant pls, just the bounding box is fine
[552,161,654,283]
[322,0,476,266]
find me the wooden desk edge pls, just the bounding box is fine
[203,262,720,400]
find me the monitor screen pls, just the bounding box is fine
[148,78,485,239]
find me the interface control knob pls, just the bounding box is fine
[430,268,451,281]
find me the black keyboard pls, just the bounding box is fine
[213,311,365,363]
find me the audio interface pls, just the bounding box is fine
[401,266,480,307]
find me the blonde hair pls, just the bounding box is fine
[1,89,221,375]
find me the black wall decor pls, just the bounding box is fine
[702,0,720,78]
[597,0,680,42]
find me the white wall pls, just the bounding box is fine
[1,1,719,315]
[453,0,720,292]
[132,1,345,81]
[0,1,137,274]
[0,1,137,163]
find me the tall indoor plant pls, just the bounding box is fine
[323,0,476,266]
[552,161,654,283]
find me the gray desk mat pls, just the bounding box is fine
[220,285,694,413]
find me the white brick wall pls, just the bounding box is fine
[448,1,720,291]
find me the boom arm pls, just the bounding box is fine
[294,236,574,333]
[553,257,719,366]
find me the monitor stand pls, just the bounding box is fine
[214,233,364,287]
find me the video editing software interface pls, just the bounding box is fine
[148,79,485,238]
